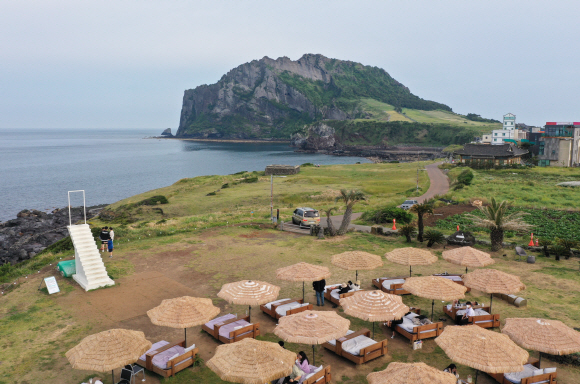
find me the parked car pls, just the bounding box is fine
[292,207,321,227]
[400,200,418,210]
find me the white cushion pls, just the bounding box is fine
[544,367,556,374]
[382,279,405,290]
[265,298,290,310]
[533,369,544,376]
[168,353,180,361]
[184,344,196,353]
[233,325,244,330]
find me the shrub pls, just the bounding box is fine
[399,224,417,243]
[221,183,230,188]
[361,206,413,225]
[456,169,474,186]
[206,191,217,196]
[240,177,258,183]
[139,195,169,206]
[424,230,446,247]
[301,163,314,167]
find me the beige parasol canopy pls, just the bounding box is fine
[503,318,580,366]
[66,329,152,384]
[147,296,220,346]
[276,262,331,300]
[218,280,280,322]
[442,246,495,273]
[463,268,526,312]
[403,276,467,320]
[367,362,458,384]
[340,290,409,338]
[274,310,349,365]
[436,325,529,375]
[206,338,297,384]
[385,247,438,276]
[331,251,383,281]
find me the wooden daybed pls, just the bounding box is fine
[260,298,313,320]
[136,340,198,378]
[201,314,260,344]
[371,276,410,295]
[443,304,500,328]
[432,273,471,292]
[322,328,387,365]
[394,312,444,342]
[489,357,557,384]
[303,365,332,384]
[324,285,364,307]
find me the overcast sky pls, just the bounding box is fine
[1,0,578,129]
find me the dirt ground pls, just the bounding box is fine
[423,204,478,227]
[5,226,580,384]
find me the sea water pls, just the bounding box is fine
[0,128,368,221]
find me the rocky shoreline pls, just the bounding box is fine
[0,205,106,265]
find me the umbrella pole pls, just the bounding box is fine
[475,369,479,384]
[356,270,358,282]
[409,265,412,277]
[249,305,252,323]
[431,300,435,322]
[539,351,542,368]
[303,281,305,302]
[312,344,316,366]
[185,328,187,347]
[490,293,493,313]
[466,266,468,274]
[372,322,375,339]
[112,369,114,384]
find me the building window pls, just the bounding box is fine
[552,150,556,155]
[503,133,505,136]
[539,142,545,155]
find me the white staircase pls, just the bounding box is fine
[67,224,115,291]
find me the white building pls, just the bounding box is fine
[492,113,517,144]
[482,134,492,144]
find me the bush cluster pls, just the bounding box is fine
[361,206,413,225]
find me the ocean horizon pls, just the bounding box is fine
[0,128,369,222]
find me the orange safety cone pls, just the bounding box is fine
[535,238,539,247]
[528,233,534,246]
[392,219,397,230]
[457,225,460,231]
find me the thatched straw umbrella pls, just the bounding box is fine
[436,325,529,384]
[503,318,580,367]
[385,247,438,276]
[206,338,297,384]
[147,296,220,347]
[442,246,495,273]
[331,251,383,281]
[66,329,152,384]
[402,276,467,321]
[462,269,525,312]
[274,310,349,365]
[340,290,409,338]
[217,280,280,322]
[276,262,331,301]
[367,362,458,384]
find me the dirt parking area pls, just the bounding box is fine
[423,204,478,227]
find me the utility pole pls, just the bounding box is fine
[270,175,273,221]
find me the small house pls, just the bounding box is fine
[454,143,528,166]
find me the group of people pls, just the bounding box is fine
[99,226,114,258]
[312,279,360,308]
[273,342,312,384]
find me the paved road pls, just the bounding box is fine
[285,162,449,234]
[410,162,450,203]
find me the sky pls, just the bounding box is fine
[1,0,579,129]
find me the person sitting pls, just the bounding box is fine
[384,312,409,339]
[281,363,305,383]
[295,351,311,375]
[461,304,475,325]
[443,363,458,377]
[332,283,351,308]
[348,280,360,290]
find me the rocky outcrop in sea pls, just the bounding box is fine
[0,205,105,265]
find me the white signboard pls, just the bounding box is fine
[44,276,60,294]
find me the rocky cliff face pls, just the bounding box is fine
[176,54,450,139]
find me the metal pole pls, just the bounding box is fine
[185,328,187,347]
[312,345,315,366]
[475,369,479,384]
[356,270,358,282]
[539,352,542,368]
[416,168,419,191]
[302,281,305,302]
[431,300,435,322]
[490,293,493,313]
[466,266,468,274]
[270,175,273,221]
[372,322,375,339]
[112,369,114,384]
[410,265,412,277]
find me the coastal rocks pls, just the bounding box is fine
[161,128,173,137]
[291,123,337,150]
[0,205,105,265]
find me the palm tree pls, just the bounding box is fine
[335,190,366,235]
[321,207,338,237]
[399,224,417,243]
[424,230,446,247]
[557,238,578,260]
[466,198,532,251]
[410,200,434,242]
[538,238,552,258]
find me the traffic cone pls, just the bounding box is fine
[457,225,460,231]
[392,219,397,230]
[528,233,534,246]
[535,238,539,247]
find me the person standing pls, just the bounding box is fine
[108,237,114,258]
[99,227,110,252]
[312,278,326,306]
[109,227,114,242]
